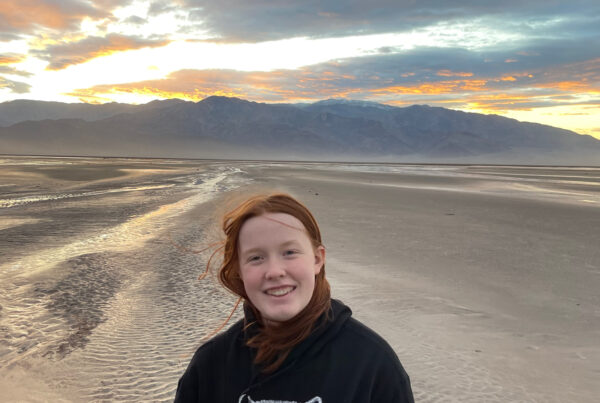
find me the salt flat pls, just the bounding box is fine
[0,157,598,402]
[244,162,599,403]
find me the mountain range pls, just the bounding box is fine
[1,96,599,164]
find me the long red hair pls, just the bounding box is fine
[218,192,331,373]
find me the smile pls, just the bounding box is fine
[265,286,296,297]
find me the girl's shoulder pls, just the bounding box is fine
[336,317,413,400]
[334,316,405,369]
[188,318,246,365]
[343,317,397,352]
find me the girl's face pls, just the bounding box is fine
[237,212,325,325]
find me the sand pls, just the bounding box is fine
[242,163,600,402]
[1,157,599,402]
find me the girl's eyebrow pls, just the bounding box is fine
[240,246,263,257]
[240,240,301,257]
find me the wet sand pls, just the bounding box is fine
[1,157,599,402]
[0,157,245,401]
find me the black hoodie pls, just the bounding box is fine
[174,299,413,402]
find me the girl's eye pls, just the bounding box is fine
[284,250,298,256]
[247,255,262,263]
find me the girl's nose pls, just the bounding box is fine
[264,258,286,279]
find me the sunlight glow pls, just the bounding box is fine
[0,3,597,137]
[503,105,600,139]
[3,19,529,104]
[1,39,30,54]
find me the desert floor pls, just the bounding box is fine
[0,157,598,402]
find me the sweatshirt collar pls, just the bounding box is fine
[242,299,352,375]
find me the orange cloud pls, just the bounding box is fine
[380,84,600,115]
[456,90,600,113]
[65,68,366,104]
[536,81,600,93]
[0,0,107,33]
[71,86,244,104]
[0,53,32,76]
[436,70,473,77]
[34,34,171,70]
[66,70,248,103]
[71,67,592,111]
[522,58,600,93]
[370,79,488,95]
[62,57,600,121]
[0,54,26,65]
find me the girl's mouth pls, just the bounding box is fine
[265,286,296,297]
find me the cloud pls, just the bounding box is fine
[148,0,179,16]
[66,67,366,103]
[32,33,171,70]
[0,76,31,93]
[67,69,262,102]
[124,15,148,25]
[0,54,27,64]
[436,70,473,77]
[0,0,109,38]
[0,54,32,77]
[90,0,134,9]
[181,0,600,42]
[65,44,600,112]
[0,32,21,41]
[0,66,32,77]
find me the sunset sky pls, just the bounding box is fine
[1,0,599,138]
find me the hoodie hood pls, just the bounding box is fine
[285,299,352,364]
[242,299,352,384]
[174,298,414,403]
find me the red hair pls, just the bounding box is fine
[218,193,331,373]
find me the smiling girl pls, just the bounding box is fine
[174,193,413,402]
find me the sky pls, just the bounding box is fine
[0,0,599,139]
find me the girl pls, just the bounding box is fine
[175,193,413,402]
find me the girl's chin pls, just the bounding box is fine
[261,308,301,324]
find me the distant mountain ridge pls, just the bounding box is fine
[0,98,186,127]
[1,96,599,164]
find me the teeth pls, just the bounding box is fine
[266,286,294,296]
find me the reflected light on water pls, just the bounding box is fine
[0,217,43,231]
[0,184,175,209]
[0,173,228,279]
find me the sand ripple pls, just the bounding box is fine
[0,162,247,402]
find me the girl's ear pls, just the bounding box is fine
[314,245,325,275]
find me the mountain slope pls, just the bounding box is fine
[0,99,187,127]
[1,96,598,164]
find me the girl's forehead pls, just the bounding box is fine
[243,212,306,233]
[237,213,313,253]
[240,213,308,238]
[262,213,306,232]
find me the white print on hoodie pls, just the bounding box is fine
[238,395,322,403]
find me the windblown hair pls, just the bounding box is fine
[218,193,331,373]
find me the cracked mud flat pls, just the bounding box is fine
[1,157,599,402]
